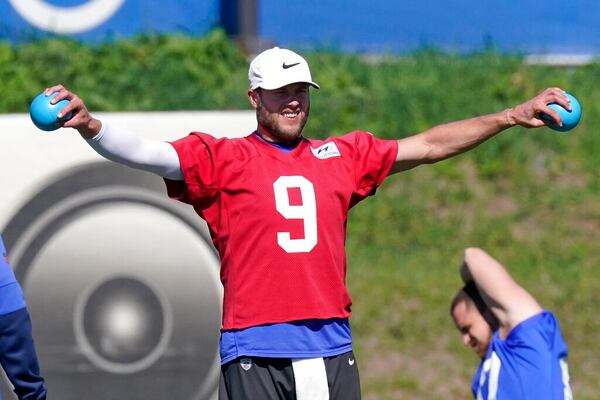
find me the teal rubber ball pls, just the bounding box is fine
[29,92,71,131]
[542,93,582,132]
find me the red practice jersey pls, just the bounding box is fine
[166,131,398,330]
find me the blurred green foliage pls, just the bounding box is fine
[1,30,598,399]
[0,30,250,112]
[2,30,597,175]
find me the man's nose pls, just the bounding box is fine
[462,333,471,346]
[286,95,302,107]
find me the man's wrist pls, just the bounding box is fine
[504,108,516,127]
[79,118,102,139]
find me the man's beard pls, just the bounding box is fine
[256,103,309,145]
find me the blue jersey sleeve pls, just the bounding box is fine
[502,311,570,399]
[0,282,26,318]
[0,237,26,314]
[473,311,571,399]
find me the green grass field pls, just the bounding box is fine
[346,157,598,398]
[2,32,598,398]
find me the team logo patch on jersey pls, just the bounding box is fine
[311,142,341,159]
[240,358,253,371]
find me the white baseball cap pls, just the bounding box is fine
[248,47,320,90]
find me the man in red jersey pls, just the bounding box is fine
[46,47,571,400]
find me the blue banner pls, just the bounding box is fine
[0,0,219,42]
[258,0,600,55]
[1,0,598,55]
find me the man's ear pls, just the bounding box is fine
[248,89,259,109]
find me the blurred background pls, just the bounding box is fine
[0,1,598,399]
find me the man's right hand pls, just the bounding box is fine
[509,87,571,129]
[44,84,102,139]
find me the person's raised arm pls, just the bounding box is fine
[389,87,571,174]
[460,247,542,336]
[44,85,183,180]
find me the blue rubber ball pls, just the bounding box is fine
[542,92,582,132]
[29,92,71,131]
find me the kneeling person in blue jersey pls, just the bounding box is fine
[0,236,47,399]
[450,248,572,400]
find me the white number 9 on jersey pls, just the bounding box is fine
[273,176,317,253]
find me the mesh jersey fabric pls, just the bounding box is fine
[165,131,398,330]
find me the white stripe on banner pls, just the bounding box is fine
[291,358,329,400]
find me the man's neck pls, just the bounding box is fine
[255,129,303,148]
[254,132,302,152]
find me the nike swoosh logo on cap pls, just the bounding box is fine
[282,62,301,69]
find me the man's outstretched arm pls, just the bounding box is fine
[390,87,571,174]
[460,247,542,336]
[43,85,183,180]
